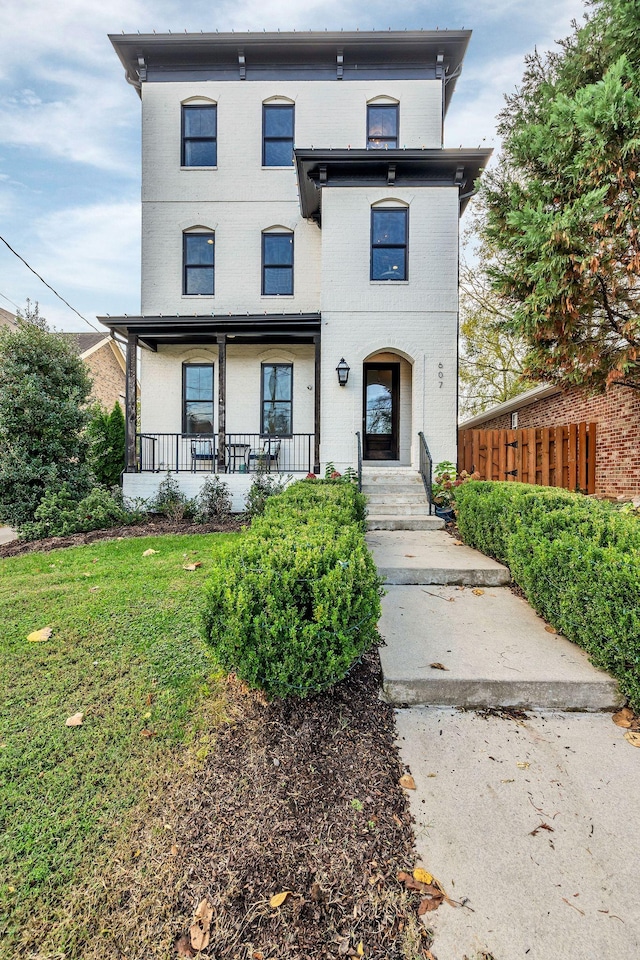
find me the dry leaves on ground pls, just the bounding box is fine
[397,869,457,915]
[189,898,213,952]
[142,549,158,557]
[623,731,640,748]
[65,712,84,727]
[613,707,640,730]
[429,663,449,671]
[183,562,202,571]
[471,589,484,596]
[399,774,416,790]
[27,626,52,643]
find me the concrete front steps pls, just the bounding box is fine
[362,467,443,531]
[368,527,622,711]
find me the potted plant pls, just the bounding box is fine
[432,461,479,521]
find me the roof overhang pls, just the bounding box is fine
[295,148,493,220]
[110,30,471,112]
[459,384,561,428]
[97,313,322,351]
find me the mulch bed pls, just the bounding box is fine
[0,518,244,559]
[90,652,431,960]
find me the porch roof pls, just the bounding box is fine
[295,148,493,220]
[96,312,322,351]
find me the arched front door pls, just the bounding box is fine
[363,362,399,460]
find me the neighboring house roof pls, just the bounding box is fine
[459,383,561,429]
[59,332,111,356]
[0,307,18,329]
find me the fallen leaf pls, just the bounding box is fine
[183,562,202,571]
[175,934,196,958]
[623,731,640,748]
[399,774,416,790]
[545,625,558,634]
[27,627,52,643]
[516,761,530,769]
[65,712,84,727]
[89,586,99,593]
[613,707,635,728]
[453,540,464,546]
[142,548,158,557]
[270,891,291,908]
[140,728,156,738]
[146,692,154,706]
[413,867,433,885]
[472,588,484,596]
[357,943,365,957]
[418,894,443,914]
[429,662,449,671]
[189,899,213,952]
[337,938,350,956]
[397,871,425,892]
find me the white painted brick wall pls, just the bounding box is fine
[122,471,296,514]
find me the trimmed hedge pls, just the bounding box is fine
[202,480,382,699]
[454,482,640,710]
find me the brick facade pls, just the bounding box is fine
[473,385,640,499]
[83,342,126,410]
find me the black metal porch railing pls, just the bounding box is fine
[418,431,434,514]
[355,431,363,492]
[136,433,314,474]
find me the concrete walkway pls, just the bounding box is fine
[0,526,17,545]
[366,526,638,959]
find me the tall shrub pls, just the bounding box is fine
[0,311,92,528]
[87,401,126,487]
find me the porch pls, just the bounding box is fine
[136,432,315,474]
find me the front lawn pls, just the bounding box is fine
[0,533,237,957]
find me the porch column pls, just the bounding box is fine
[217,334,226,472]
[313,333,321,473]
[125,332,138,473]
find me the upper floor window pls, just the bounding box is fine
[371,207,408,280]
[261,363,293,435]
[182,104,217,166]
[183,363,214,434]
[183,232,215,295]
[263,104,294,166]
[262,231,294,295]
[367,104,398,150]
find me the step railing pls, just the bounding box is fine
[418,432,434,515]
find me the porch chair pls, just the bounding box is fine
[249,437,281,473]
[190,438,215,472]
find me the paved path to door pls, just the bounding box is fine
[367,527,639,960]
[0,526,17,545]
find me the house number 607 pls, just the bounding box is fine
[438,363,444,388]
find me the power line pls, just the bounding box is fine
[0,234,105,335]
[0,290,21,311]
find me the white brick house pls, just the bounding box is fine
[101,30,490,504]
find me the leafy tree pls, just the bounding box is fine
[481,0,640,391]
[0,305,92,528]
[87,401,125,487]
[459,224,531,417]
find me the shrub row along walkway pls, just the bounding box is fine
[366,527,640,959]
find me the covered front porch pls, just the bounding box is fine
[97,311,322,477]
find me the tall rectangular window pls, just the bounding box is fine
[367,104,398,149]
[182,104,217,166]
[183,364,214,435]
[261,363,293,436]
[371,208,408,280]
[262,104,294,166]
[262,232,294,295]
[183,233,214,295]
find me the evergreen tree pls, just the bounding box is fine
[87,401,126,487]
[481,0,640,390]
[0,306,92,527]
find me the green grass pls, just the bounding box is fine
[0,533,238,955]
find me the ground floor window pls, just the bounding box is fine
[261,363,292,435]
[183,363,214,434]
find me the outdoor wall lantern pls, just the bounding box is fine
[336,357,350,387]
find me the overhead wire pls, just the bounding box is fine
[0,233,106,335]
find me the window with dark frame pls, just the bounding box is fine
[262,232,294,295]
[181,104,217,166]
[182,363,214,435]
[371,207,408,280]
[367,104,398,149]
[262,104,294,166]
[261,363,293,436]
[183,232,215,295]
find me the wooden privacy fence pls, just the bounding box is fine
[458,423,597,494]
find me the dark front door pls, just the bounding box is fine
[363,363,400,460]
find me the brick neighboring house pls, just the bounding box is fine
[459,382,640,499]
[0,307,18,330]
[59,333,128,411]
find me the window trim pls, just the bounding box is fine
[261,231,294,296]
[370,206,409,281]
[366,103,399,150]
[182,362,215,436]
[183,231,215,296]
[260,362,293,437]
[181,103,217,167]
[262,103,295,167]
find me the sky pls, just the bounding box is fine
[0,0,587,333]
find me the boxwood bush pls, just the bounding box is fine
[454,482,640,710]
[202,480,382,699]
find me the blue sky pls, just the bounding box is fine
[0,0,586,332]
